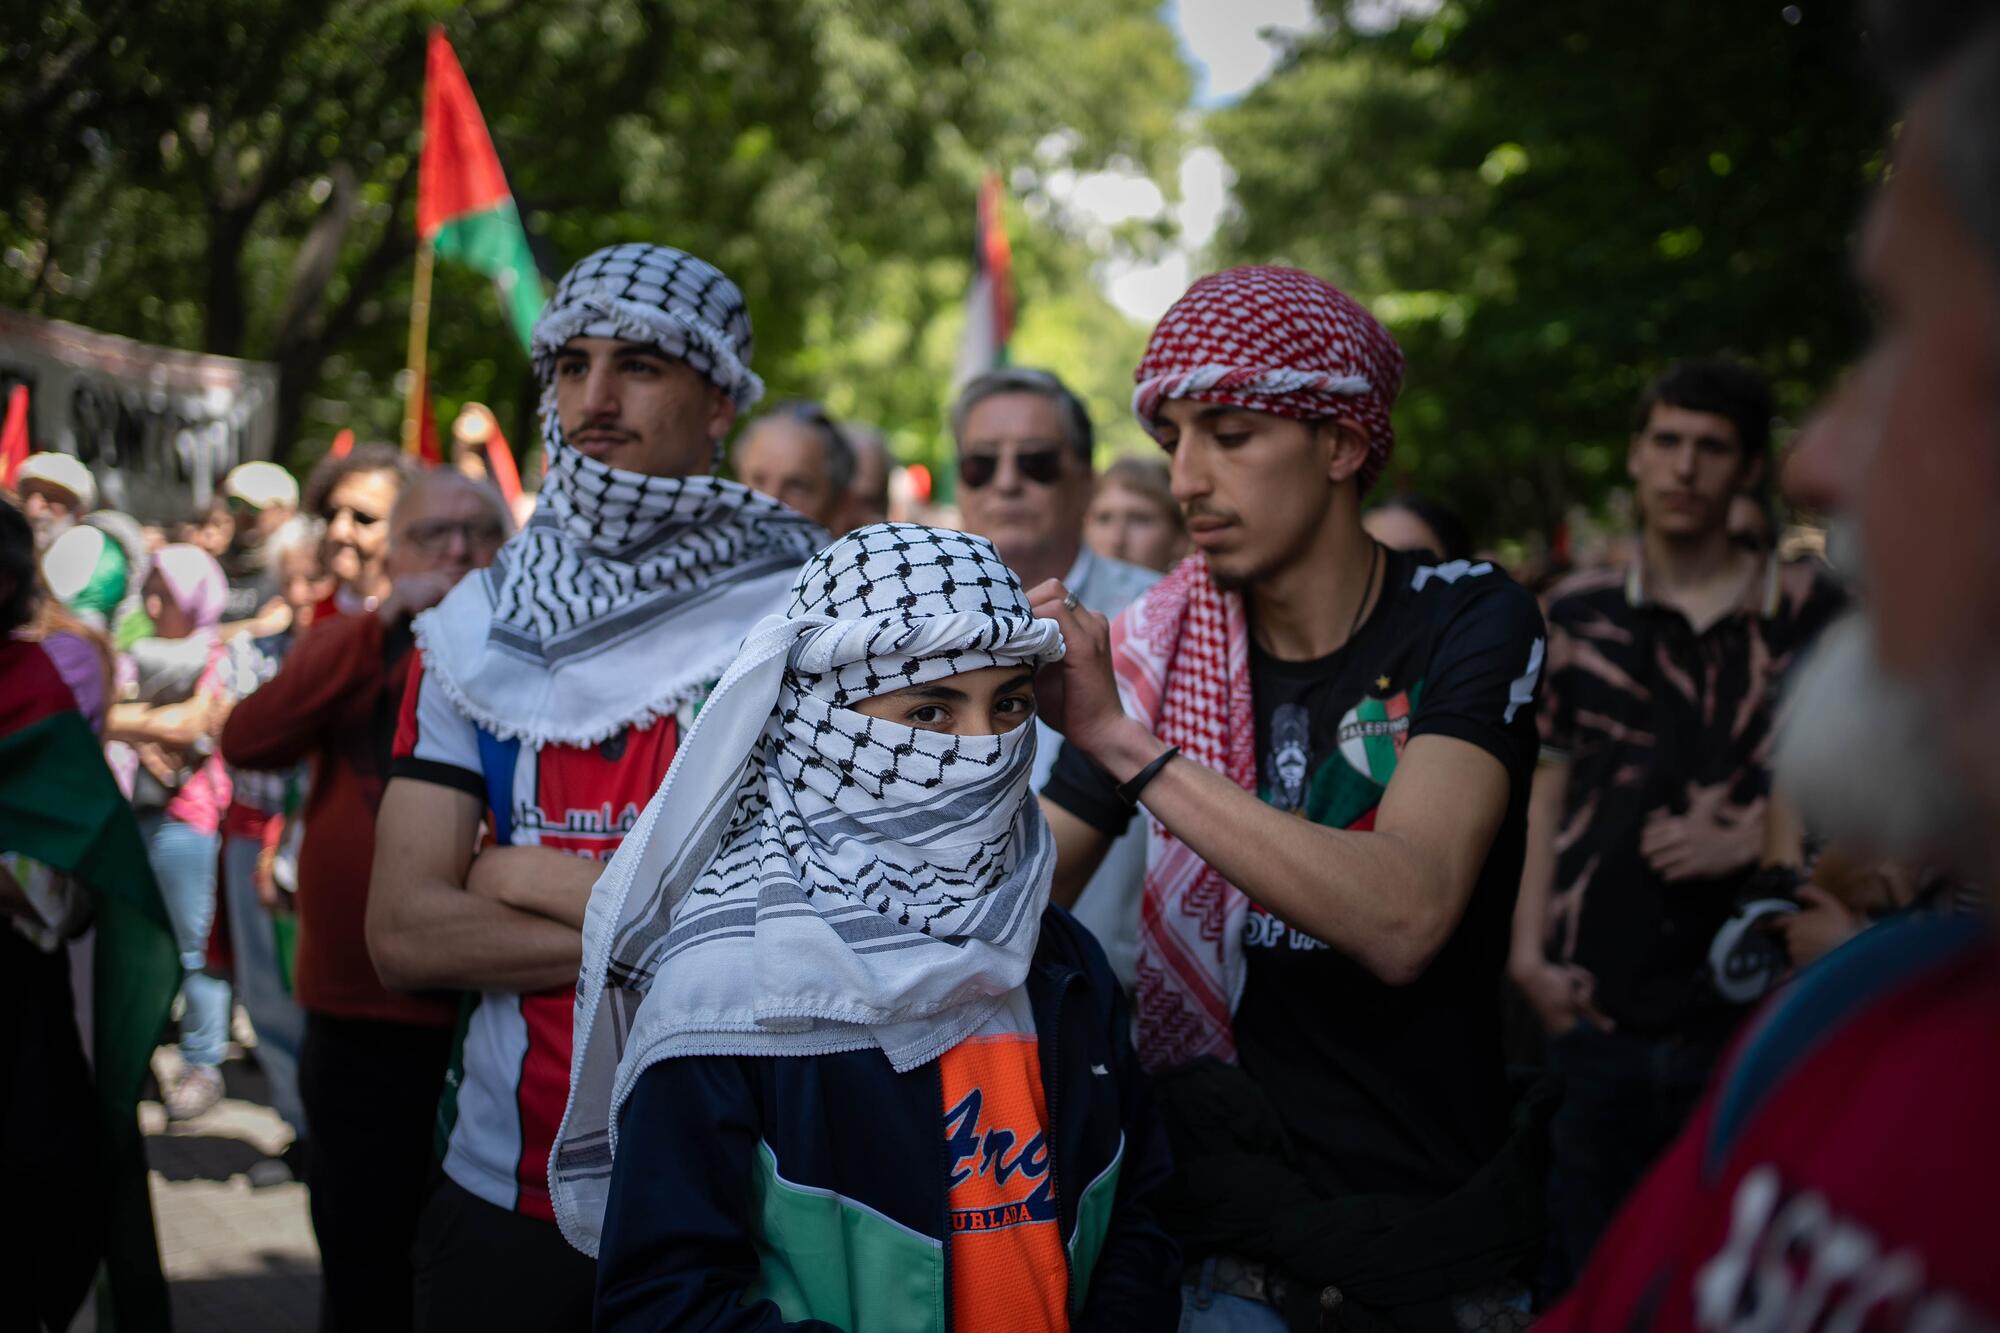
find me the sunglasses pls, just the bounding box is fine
[958,445,1067,490]
[323,503,384,528]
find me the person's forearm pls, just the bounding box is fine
[470,846,602,932]
[1510,767,1564,973]
[1083,717,1457,984]
[369,874,582,993]
[368,781,583,993]
[106,698,208,747]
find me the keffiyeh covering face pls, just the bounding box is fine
[551,524,1064,1255]
[413,243,826,747]
[1131,265,1406,492]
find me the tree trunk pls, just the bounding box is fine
[203,204,253,357]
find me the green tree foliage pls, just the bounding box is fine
[1,0,1187,481]
[1210,1,1890,544]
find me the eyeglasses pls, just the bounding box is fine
[405,518,507,554]
[958,445,1067,490]
[323,503,383,528]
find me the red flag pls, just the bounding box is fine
[0,385,28,489]
[417,381,443,467]
[328,428,355,460]
[484,421,523,508]
[418,29,513,239]
[978,173,1015,348]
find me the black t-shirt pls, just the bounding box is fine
[1043,549,1546,1198]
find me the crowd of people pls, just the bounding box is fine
[5,2,1999,1330]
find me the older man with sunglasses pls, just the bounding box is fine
[952,368,1160,989]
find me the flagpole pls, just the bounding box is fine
[401,239,437,457]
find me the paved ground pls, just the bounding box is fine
[125,1044,321,1332]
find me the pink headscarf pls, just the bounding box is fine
[151,543,228,632]
[1131,265,1406,491]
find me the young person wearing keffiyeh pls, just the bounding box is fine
[1034,266,1552,1330]
[367,243,827,1331]
[551,524,1179,1332]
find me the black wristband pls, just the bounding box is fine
[1115,745,1181,808]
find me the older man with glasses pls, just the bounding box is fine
[952,367,1161,988]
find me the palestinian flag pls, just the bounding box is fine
[0,639,180,1331]
[951,172,1014,391]
[418,27,544,351]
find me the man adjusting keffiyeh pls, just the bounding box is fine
[369,243,827,1332]
[549,524,1181,1332]
[1034,266,1553,1327]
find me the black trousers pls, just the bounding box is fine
[1541,1024,1720,1299]
[1,935,98,1333]
[412,1174,596,1333]
[299,1012,452,1333]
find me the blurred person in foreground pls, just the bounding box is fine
[105,543,237,1121]
[369,245,823,1331]
[1086,454,1188,573]
[1364,492,1473,564]
[732,397,855,531]
[954,367,1160,988]
[220,469,508,1330]
[1511,359,1845,1294]
[839,421,893,533]
[1543,5,2000,1326]
[1035,266,1549,1329]
[3,498,181,1333]
[550,524,1179,1330]
[210,513,333,1172]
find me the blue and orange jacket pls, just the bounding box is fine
[595,906,1181,1331]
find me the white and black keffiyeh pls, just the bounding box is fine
[414,244,826,747]
[550,524,1064,1255]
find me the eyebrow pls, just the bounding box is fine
[901,684,968,703]
[895,671,1036,703]
[555,342,666,360]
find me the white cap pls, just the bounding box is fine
[42,525,109,603]
[16,452,96,511]
[222,459,300,511]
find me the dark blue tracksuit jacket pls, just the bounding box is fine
[595,906,1181,1331]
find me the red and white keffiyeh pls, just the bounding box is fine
[1131,265,1406,491]
[1112,554,1256,1071]
[1119,266,1404,1069]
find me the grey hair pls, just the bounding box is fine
[387,470,514,550]
[263,514,325,571]
[950,368,1094,465]
[738,399,855,493]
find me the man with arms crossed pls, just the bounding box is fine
[367,244,824,1331]
[1035,266,1548,1329]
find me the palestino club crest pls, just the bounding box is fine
[1337,680,1419,786]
